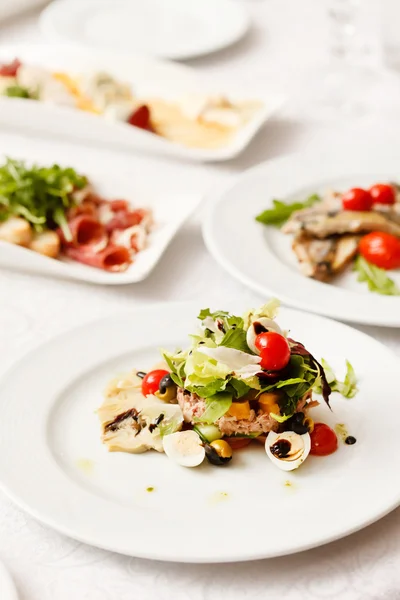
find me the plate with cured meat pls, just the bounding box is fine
[0,44,284,162]
[0,155,201,285]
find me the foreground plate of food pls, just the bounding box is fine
[203,144,400,326]
[0,155,200,284]
[0,44,283,162]
[0,300,399,562]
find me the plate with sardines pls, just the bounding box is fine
[203,142,400,326]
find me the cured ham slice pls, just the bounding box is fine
[60,215,107,251]
[0,58,21,77]
[110,225,147,252]
[105,209,148,233]
[65,244,131,272]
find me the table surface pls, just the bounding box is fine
[1,2,400,599]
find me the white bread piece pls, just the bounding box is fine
[0,217,32,246]
[29,230,60,258]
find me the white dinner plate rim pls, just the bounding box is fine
[202,147,400,326]
[1,302,400,562]
[39,0,251,61]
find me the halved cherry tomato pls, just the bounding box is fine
[127,105,153,131]
[369,183,395,205]
[0,58,21,77]
[342,188,373,211]
[256,332,291,371]
[310,423,338,456]
[227,437,252,450]
[359,231,400,270]
[142,369,169,396]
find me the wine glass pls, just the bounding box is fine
[295,0,400,120]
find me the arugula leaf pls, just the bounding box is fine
[319,359,358,399]
[162,351,185,388]
[354,255,400,296]
[255,194,320,227]
[195,392,232,424]
[0,158,87,238]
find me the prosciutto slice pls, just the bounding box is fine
[60,215,107,251]
[105,209,147,233]
[65,244,131,272]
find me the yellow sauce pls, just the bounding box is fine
[76,458,95,474]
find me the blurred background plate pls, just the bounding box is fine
[203,137,400,327]
[39,0,250,60]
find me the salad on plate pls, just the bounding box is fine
[256,182,400,296]
[0,59,262,150]
[0,158,152,271]
[98,301,357,471]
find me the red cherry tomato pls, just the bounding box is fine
[369,183,395,205]
[342,188,373,211]
[0,58,21,77]
[141,369,169,396]
[256,332,291,371]
[310,423,338,456]
[227,437,252,450]
[359,231,400,270]
[127,105,153,131]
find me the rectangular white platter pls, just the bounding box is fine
[0,44,285,163]
[0,147,202,286]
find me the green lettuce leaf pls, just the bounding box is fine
[243,299,280,329]
[229,378,251,399]
[319,359,358,399]
[255,194,320,227]
[188,378,229,398]
[354,255,400,296]
[219,327,250,353]
[195,392,232,424]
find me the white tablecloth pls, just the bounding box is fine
[1,2,400,599]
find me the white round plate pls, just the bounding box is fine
[40,0,250,60]
[0,302,399,563]
[203,141,400,327]
[0,560,18,600]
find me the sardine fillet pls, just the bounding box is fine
[284,210,400,238]
[292,235,359,281]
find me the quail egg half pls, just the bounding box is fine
[163,430,205,467]
[265,431,311,471]
[246,317,283,354]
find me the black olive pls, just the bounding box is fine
[204,443,232,466]
[293,412,305,423]
[136,371,147,379]
[292,422,308,435]
[345,435,357,445]
[159,374,174,394]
